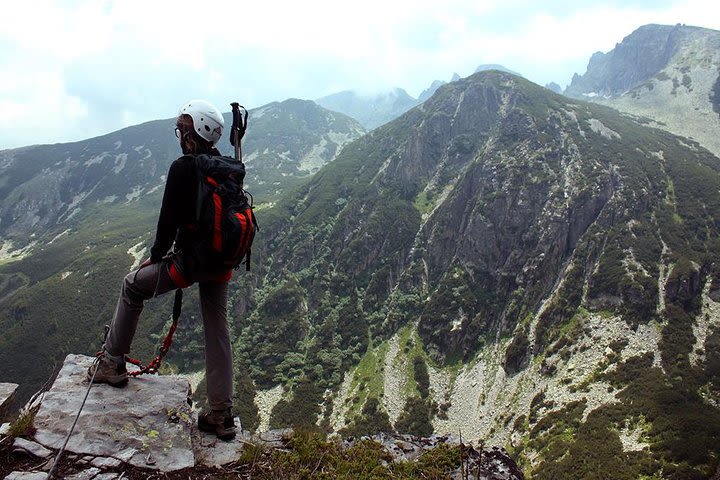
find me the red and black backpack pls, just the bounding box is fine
[191,154,258,271]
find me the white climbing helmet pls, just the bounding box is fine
[178,99,224,146]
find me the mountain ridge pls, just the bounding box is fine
[240,70,720,478]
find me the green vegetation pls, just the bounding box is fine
[413,356,430,398]
[394,396,434,437]
[712,74,720,117]
[344,341,389,420]
[339,397,393,437]
[504,326,530,374]
[258,431,463,479]
[234,361,260,433]
[418,265,483,363]
[238,275,309,388]
[269,376,324,431]
[519,350,720,479]
[6,406,38,439]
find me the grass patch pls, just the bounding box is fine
[345,340,390,420]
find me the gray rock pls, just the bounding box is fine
[0,422,10,436]
[191,425,246,467]
[192,427,297,468]
[0,383,18,421]
[32,354,195,472]
[114,448,137,463]
[3,473,47,480]
[64,468,100,480]
[94,475,120,480]
[12,438,52,458]
[90,456,121,469]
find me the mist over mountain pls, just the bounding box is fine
[474,64,522,77]
[316,88,419,130]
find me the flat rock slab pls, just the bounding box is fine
[0,383,18,421]
[32,354,194,472]
[191,425,246,467]
[13,438,52,458]
[3,473,47,480]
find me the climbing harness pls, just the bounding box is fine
[125,288,183,376]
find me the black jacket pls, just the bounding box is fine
[149,156,199,263]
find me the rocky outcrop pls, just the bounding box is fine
[33,354,195,472]
[343,433,524,480]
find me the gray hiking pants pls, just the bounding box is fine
[104,258,232,411]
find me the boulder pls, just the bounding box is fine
[12,438,52,458]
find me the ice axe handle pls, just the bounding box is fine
[230,102,248,161]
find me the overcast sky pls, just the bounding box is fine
[1,0,718,149]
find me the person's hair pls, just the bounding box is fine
[176,114,220,155]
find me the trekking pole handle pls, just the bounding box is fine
[230,102,248,162]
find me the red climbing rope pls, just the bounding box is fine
[123,288,183,376]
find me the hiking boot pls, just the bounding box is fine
[198,408,236,441]
[87,352,128,387]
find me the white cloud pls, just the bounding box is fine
[0,0,718,148]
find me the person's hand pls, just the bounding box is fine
[140,258,154,268]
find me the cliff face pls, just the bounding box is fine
[241,71,720,478]
[566,24,720,158]
[565,24,692,97]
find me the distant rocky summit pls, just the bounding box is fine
[565,23,720,157]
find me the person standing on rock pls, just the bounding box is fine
[87,100,241,441]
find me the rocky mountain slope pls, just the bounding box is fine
[240,70,720,478]
[566,23,720,157]
[0,99,364,408]
[0,99,364,254]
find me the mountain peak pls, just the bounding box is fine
[566,23,720,97]
[474,63,522,77]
